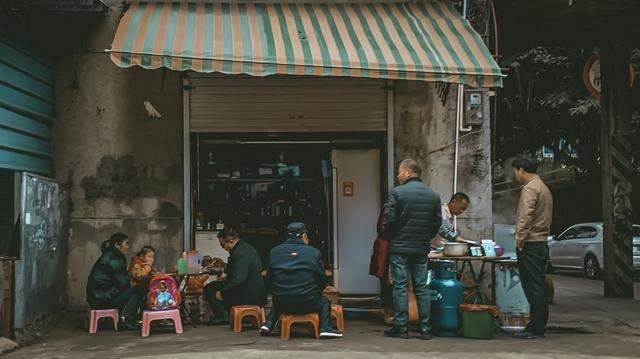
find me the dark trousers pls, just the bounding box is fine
[380,278,393,309]
[93,286,144,323]
[389,253,431,332]
[517,242,549,335]
[268,295,333,331]
[203,282,229,319]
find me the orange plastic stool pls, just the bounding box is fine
[331,304,345,332]
[88,309,119,334]
[230,305,266,333]
[279,313,319,340]
[141,309,184,337]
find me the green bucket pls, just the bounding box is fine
[461,310,494,339]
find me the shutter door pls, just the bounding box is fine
[188,74,387,133]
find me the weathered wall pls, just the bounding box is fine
[394,81,493,240]
[50,12,184,309]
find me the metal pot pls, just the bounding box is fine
[443,242,469,257]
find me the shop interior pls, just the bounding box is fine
[191,132,386,294]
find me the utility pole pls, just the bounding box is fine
[599,43,635,298]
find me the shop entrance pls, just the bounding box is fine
[191,134,385,295]
[185,73,391,295]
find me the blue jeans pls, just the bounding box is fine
[389,253,431,332]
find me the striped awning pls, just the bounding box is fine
[110,1,503,87]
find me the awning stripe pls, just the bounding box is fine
[110,1,503,87]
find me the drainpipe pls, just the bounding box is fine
[453,0,471,228]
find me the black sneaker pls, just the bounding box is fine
[319,327,343,339]
[418,330,433,340]
[513,331,545,339]
[260,321,274,336]
[384,328,409,339]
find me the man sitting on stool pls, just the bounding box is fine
[203,228,267,325]
[260,222,342,339]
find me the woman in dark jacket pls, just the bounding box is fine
[86,233,143,330]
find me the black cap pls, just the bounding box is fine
[287,222,307,236]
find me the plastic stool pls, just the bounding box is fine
[331,304,345,332]
[141,309,184,337]
[88,309,119,334]
[230,305,265,333]
[279,313,319,340]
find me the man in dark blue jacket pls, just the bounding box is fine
[260,222,342,339]
[383,159,442,340]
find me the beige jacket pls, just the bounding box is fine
[515,176,553,248]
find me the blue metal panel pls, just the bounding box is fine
[0,37,53,174]
[0,128,51,156]
[0,62,52,100]
[0,148,50,174]
[0,40,52,85]
[0,83,52,117]
[0,106,50,139]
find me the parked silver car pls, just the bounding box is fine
[548,223,640,279]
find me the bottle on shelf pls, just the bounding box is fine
[215,219,225,231]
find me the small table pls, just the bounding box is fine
[435,256,507,304]
[176,270,221,327]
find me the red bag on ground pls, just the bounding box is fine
[147,274,181,310]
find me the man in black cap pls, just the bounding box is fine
[260,222,342,339]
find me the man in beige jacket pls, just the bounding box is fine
[512,155,553,339]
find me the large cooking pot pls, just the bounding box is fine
[443,242,469,257]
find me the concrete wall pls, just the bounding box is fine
[393,81,493,241]
[41,8,493,307]
[50,12,184,309]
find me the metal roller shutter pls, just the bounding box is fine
[188,74,387,133]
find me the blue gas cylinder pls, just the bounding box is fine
[430,260,463,336]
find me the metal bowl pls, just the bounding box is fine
[443,242,469,257]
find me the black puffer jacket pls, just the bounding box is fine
[383,177,442,255]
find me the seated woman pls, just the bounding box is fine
[86,233,144,331]
[129,245,157,286]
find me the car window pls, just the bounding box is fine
[558,227,581,240]
[575,226,598,239]
[558,226,597,240]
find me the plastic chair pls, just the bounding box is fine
[141,309,184,337]
[331,304,345,332]
[230,305,266,333]
[279,313,319,340]
[88,309,119,334]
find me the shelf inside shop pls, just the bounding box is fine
[200,178,317,182]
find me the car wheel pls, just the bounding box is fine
[584,255,600,279]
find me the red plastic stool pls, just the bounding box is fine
[331,304,345,332]
[141,309,184,337]
[230,305,266,333]
[279,313,319,340]
[88,309,119,334]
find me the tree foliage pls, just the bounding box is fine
[495,47,640,182]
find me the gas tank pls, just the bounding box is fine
[430,260,463,336]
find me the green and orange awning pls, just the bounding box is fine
[110,1,503,87]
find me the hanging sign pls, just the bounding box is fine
[583,54,635,100]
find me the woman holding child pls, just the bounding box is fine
[86,233,146,331]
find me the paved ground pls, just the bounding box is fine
[5,274,640,359]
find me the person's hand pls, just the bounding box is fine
[219,273,227,282]
[215,291,223,301]
[516,239,524,251]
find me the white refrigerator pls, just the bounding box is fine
[332,149,381,295]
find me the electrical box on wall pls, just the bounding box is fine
[464,90,486,127]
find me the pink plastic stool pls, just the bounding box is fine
[88,309,119,334]
[141,309,184,337]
